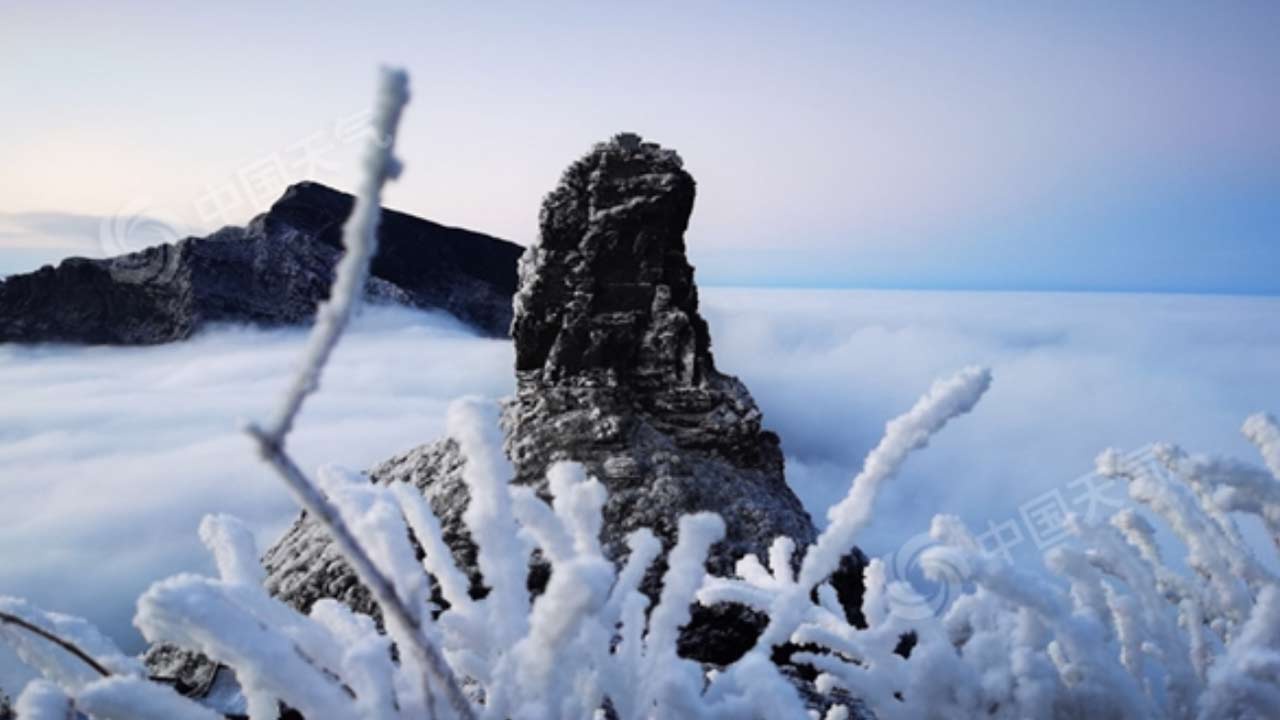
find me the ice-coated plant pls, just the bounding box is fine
[2,68,1279,720]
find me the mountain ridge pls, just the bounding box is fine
[0,181,523,344]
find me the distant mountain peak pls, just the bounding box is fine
[0,183,523,344]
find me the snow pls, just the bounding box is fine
[0,597,143,691]
[1200,586,1280,719]
[75,676,224,720]
[199,515,266,588]
[13,681,71,720]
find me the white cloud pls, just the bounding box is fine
[0,211,199,276]
[0,212,120,253]
[700,288,1280,560]
[0,306,512,658]
[2,289,1279,664]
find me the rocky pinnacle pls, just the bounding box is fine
[244,135,865,688]
[503,133,816,576]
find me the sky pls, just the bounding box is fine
[2,289,1279,666]
[1,2,1279,290]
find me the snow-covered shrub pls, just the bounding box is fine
[7,392,1280,718]
[2,68,1279,719]
[0,372,979,720]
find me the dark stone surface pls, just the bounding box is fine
[503,133,815,585]
[0,182,523,344]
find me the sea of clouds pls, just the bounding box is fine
[2,288,1280,671]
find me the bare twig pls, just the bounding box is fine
[0,611,112,678]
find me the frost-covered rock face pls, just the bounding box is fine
[246,135,865,681]
[261,439,475,615]
[504,133,817,581]
[0,182,522,343]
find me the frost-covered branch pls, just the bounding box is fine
[697,366,992,663]
[0,612,110,679]
[257,67,409,445]
[801,366,991,588]
[0,598,144,692]
[238,68,476,720]
[0,599,210,718]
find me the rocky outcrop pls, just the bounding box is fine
[0,182,522,344]
[256,136,867,675]
[503,132,816,582]
[147,135,868,711]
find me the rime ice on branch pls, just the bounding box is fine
[241,67,476,720]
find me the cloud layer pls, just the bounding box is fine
[701,289,1280,561]
[2,290,1279,668]
[0,306,512,663]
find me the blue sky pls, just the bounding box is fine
[1,2,1277,293]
